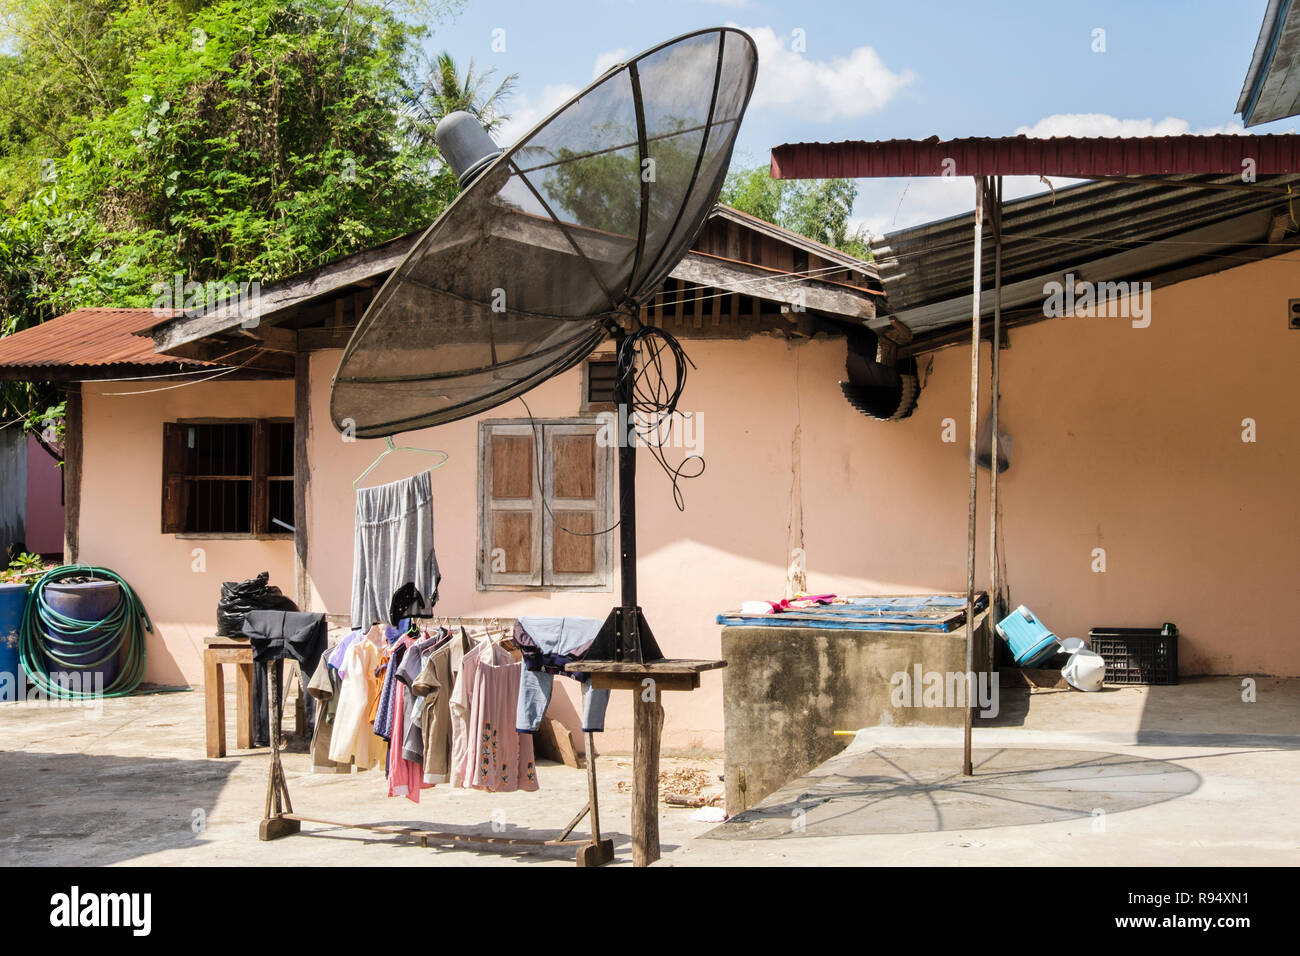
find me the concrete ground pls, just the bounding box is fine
[1,676,1297,866]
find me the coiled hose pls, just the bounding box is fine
[17,565,151,699]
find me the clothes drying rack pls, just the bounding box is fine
[260,325,726,866]
[257,651,616,866]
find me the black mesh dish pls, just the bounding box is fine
[330,28,759,438]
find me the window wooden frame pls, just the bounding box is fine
[162,417,294,539]
[478,418,613,592]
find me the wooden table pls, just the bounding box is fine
[570,659,726,867]
[204,636,255,758]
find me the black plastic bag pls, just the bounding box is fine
[215,571,298,636]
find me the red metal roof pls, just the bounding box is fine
[0,307,189,370]
[770,134,1300,180]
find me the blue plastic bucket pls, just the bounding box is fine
[995,605,1061,667]
[0,582,27,696]
[41,579,122,692]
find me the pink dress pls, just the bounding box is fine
[451,639,538,793]
[387,676,427,802]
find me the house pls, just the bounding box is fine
[0,205,883,752]
[5,166,1300,754]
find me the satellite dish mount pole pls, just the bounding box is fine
[595,318,665,665]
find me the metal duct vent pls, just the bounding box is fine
[840,348,918,421]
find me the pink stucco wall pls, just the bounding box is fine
[25,433,64,555]
[72,250,1300,746]
[80,378,295,686]
[289,252,1300,751]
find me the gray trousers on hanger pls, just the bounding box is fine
[351,469,440,629]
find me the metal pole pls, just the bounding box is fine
[615,327,641,663]
[989,178,1003,625]
[964,178,984,777]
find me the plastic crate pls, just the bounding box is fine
[1088,624,1178,685]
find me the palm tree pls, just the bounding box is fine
[405,51,518,149]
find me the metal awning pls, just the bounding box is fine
[770,134,1300,180]
[874,173,1300,347]
[1238,0,1300,127]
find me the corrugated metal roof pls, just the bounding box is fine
[1237,0,1300,126]
[873,174,1300,343]
[0,308,189,369]
[770,135,1300,180]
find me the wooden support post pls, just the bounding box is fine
[204,650,226,759]
[293,352,312,610]
[632,689,665,867]
[62,383,82,565]
[575,730,614,866]
[236,661,253,750]
[259,659,300,841]
[989,176,1003,630]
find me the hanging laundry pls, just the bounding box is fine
[450,637,538,793]
[411,626,473,785]
[328,625,387,769]
[306,649,346,773]
[351,470,440,628]
[513,616,610,735]
[242,610,327,748]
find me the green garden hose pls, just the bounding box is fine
[17,565,151,699]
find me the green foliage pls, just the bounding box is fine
[719,164,872,261]
[0,0,472,431]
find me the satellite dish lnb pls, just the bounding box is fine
[434,111,503,187]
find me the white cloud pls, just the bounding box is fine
[1015,113,1249,138]
[857,175,1092,237]
[734,24,913,121]
[592,48,630,80]
[495,82,579,148]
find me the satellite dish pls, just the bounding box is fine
[330,27,759,438]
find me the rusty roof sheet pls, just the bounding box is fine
[770,135,1300,180]
[0,307,192,369]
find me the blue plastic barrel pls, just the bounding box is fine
[0,582,27,697]
[41,579,122,692]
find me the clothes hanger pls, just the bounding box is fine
[352,435,449,490]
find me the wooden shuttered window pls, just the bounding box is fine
[479,420,612,590]
[161,422,189,534]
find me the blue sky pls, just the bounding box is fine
[422,0,1294,235]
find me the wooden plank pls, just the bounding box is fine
[293,353,311,608]
[571,659,726,674]
[236,662,253,749]
[632,694,664,867]
[152,234,419,353]
[251,419,269,534]
[490,434,533,499]
[535,718,580,768]
[551,510,595,574]
[204,648,226,758]
[62,383,82,564]
[491,512,533,573]
[552,434,595,498]
[588,673,698,692]
[672,251,876,321]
